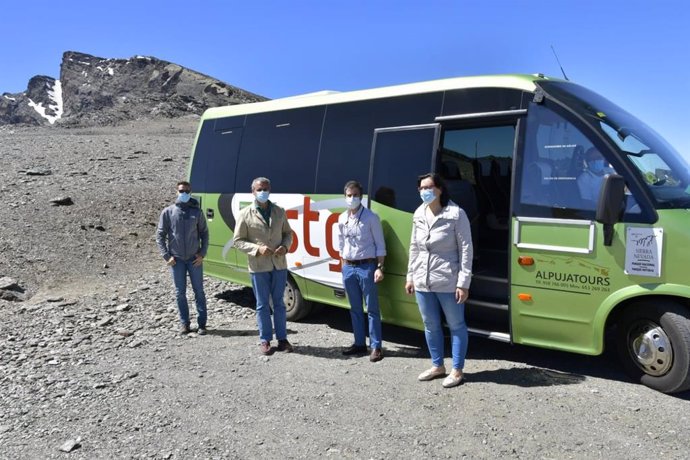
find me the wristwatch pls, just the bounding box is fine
[377,264,384,271]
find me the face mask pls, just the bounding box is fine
[255,191,270,203]
[177,192,191,203]
[590,159,605,174]
[420,189,436,204]
[345,196,361,210]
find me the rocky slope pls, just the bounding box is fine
[0,51,266,126]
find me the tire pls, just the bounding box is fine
[284,276,312,322]
[616,301,690,393]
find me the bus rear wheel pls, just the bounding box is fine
[284,276,312,322]
[616,301,690,393]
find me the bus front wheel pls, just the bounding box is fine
[616,301,690,393]
[284,277,312,322]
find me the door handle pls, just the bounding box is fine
[206,208,215,219]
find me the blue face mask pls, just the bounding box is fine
[255,191,270,203]
[420,189,436,204]
[177,192,191,203]
[590,159,606,174]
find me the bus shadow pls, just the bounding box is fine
[307,303,690,397]
[206,328,257,338]
[213,287,256,307]
[215,291,690,398]
[467,367,585,387]
[293,344,425,361]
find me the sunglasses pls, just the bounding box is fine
[177,189,191,194]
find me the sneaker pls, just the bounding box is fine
[259,341,272,355]
[342,344,368,356]
[197,327,207,336]
[277,339,294,353]
[179,324,191,335]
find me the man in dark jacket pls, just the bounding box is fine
[156,181,209,335]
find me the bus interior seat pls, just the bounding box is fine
[441,160,479,254]
[476,158,508,231]
[569,145,586,177]
[474,159,494,211]
[522,159,554,206]
[441,160,478,222]
[489,158,510,218]
[555,145,586,209]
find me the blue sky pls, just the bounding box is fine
[2,1,688,157]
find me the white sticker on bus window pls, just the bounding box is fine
[625,227,663,277]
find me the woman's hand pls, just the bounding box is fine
[455,288,469,304]
[405,281,415,295]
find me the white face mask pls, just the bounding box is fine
[345,196,361,210]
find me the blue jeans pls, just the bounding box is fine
[415,291,468,370]
[342,261,382,349]
[251,269,288,342]
[170,257,207,328]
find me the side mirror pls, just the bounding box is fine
[595,174,626,246]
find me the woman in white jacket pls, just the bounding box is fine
[405,173,473,388]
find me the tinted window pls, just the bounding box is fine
[515,101,642,219]
[441,125,515,228]
[540,80,690,210]
[236,107,325,193]
[189,116,245,192]
[369,126,438,213]
[316,93,443,194]
[189,120,213,189]
[442,88,524,116]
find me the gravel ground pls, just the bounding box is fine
[1,120,689,459]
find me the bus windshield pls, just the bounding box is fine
[539,80,690,209]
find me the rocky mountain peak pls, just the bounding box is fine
[0,51,266,126]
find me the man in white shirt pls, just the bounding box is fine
[337,180,386,362]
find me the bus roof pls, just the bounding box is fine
[202,74,555,120]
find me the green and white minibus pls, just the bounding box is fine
[188,74,690,393]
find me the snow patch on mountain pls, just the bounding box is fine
[28,80,63,124]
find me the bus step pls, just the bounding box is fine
[468,327,510,343]
[471,274,509,303]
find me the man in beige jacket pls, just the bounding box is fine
[233,177,294,355]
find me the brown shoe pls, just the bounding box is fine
[259,341,272,355]
[369,348,383,362]
[277,339,294,353]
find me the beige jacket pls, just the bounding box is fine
[233,202,294,273]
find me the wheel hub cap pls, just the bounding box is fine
[630,323,673,376]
